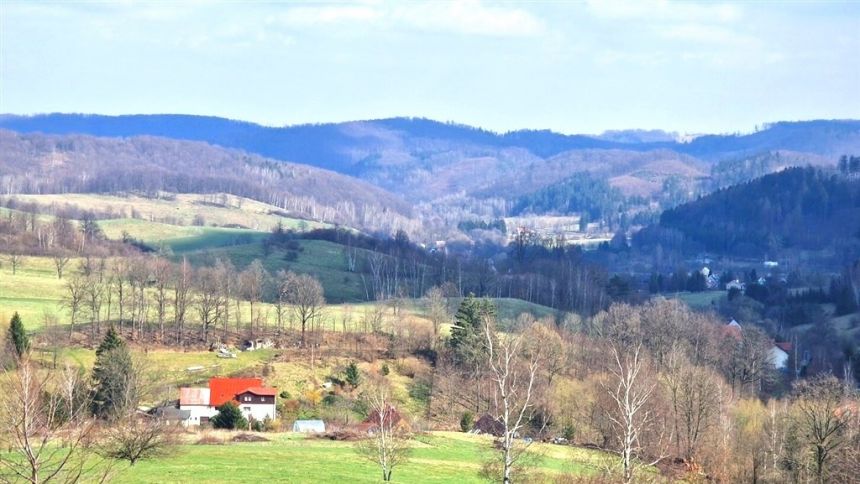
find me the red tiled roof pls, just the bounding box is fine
[242,387,277,397]
[209,377,263,407]
[775,342,793,353]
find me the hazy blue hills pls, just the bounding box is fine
[3,114,857,172]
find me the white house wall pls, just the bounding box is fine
[768,347,789,370]
[240,403,277,422]
[179,404,217,426]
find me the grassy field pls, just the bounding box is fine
[181,240,371,303]
[37,347,280,388]
[669,290,724,310]
[112,431,608,483]
[0,252,557,336]
[0,256,68,330]
[9,193,329,233]
[99,219,269,253]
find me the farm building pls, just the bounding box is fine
[293,420,326,433]
[178,377,277,426]
[179,387,216,426]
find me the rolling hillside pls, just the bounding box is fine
[0,130,413,234]
[2,114,854,205]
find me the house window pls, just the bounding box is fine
[244,407,251,412]
[244,396,251,402]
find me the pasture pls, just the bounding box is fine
[112,432,608,483]
[9,193,329,233]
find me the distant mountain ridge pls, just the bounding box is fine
[1,114,857,238]
[2,114,857,168]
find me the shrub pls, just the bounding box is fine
[408,380,432,406]
[212,402,248,430]
[322,393,339,406]
[262,416,279,432]
[562,424,576,441]
[251,419,264,432]
[381,363,390,376]
[460,411,474,432]
[345,362,361,387]
[279,390,291,400]
[195,434,224,445]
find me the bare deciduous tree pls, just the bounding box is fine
[194,267,225,341]
[602,342,662,484]
[483,315,542,484]
[172,258,191,344]
[354,385,411,482]
[0,358,105,483]
[7,253,23,275]
[241,260,266,334]
[793,375,850,483]
[282,272,325,346]
[60,274,87,337]
[52,252,71,279]
[424,286,448,345]
[149,257,171,342]
[98,416,179,467]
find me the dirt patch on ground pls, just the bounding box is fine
[232,433,270,443]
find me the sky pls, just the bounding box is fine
[1,0,858,135]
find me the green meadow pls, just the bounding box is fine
[111,432,607,484]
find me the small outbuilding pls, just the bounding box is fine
[293,419,326,433]
[472,414,505,437]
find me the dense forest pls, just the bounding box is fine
[657,167,860,258]
[511,172,625,222]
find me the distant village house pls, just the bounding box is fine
[179,377,277,426]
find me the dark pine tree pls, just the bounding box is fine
[212,402,248,430]
[91,326,134,419]
[448,294,495,367]
[8,312,29,359]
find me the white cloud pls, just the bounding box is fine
[660,23,759,47]
[277,0,546,37]
[280,4,382,26]
[390,1,545,37]
[585,0,741,23]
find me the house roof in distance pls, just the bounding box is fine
[775,342,793,353]
[241,387,277,396]
[209,377,263,406]
[179,387,210,406]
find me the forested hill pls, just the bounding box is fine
[0,130,414,234]
[1,114,857,174]
[656,167,860,257]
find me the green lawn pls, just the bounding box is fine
[98,219,267,253]
[181,240,368,303]
[111,432,606,483]
[37,347,279,389]
[669,291,724,310]
[0,256,68,330]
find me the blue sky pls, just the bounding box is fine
[1,0,858,134]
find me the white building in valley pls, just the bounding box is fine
[178,378,277,426]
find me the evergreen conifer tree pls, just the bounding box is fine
[8,312,29,359]
[448,294,495,367]
[92,326,135,419]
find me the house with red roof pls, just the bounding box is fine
[769,342,792,371]
[179,377,277,426]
